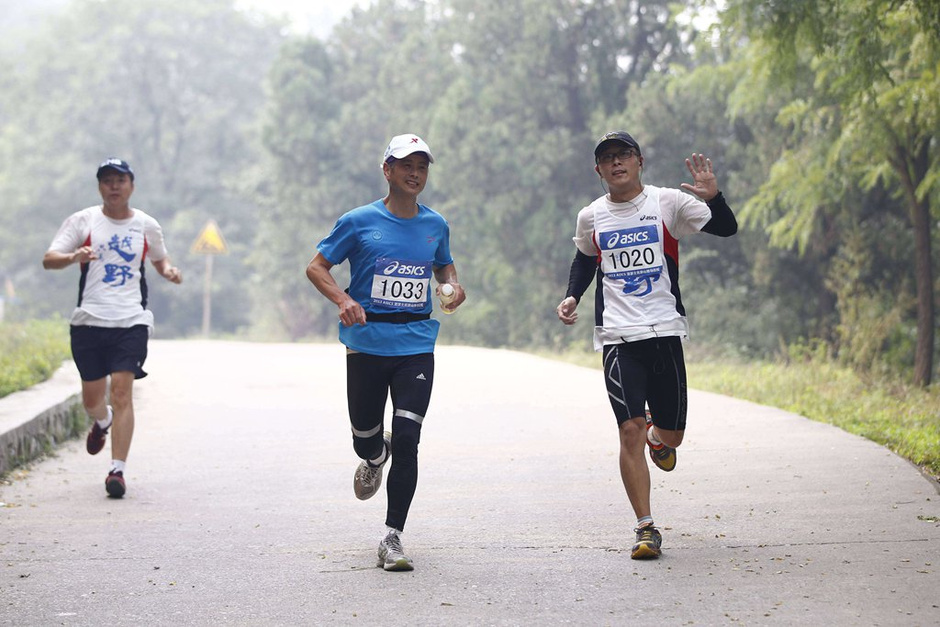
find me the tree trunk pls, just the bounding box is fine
[896,142,935,386]
[910,195,934,387]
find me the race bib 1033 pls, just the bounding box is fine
[370,258,432,309]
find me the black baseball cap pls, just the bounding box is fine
[96,158,135,181]
[593,131,641,161]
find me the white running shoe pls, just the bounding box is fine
[377,531,414,571]
[353,431,391,500]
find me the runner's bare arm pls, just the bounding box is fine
[42,247,97,270]
[306,252,366,326]
[152,257,182,284]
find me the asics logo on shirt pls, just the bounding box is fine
[639,215,657,221]
[382,261,427,276]
[607,231,651,247]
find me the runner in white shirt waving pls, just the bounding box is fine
[43,158,182,499]
[556,132,737,560]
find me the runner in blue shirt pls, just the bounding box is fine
[306,134,465,571]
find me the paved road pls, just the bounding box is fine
[1,341,938,626]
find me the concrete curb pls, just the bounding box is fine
[0,362,84,475]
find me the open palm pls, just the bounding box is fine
[679,153,718,201]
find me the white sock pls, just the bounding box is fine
[110,460,126,474]
[386,526,401,538]
[96,406,113,430]
[637,516,654,528]
[647,425,663,447]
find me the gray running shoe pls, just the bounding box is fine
[353,431,391,500]
[377,531,414,571]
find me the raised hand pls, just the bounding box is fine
[679,153,718,201]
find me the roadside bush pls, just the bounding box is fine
[0,319,70,398]
[685,351,940,481]
[540,344,940,482]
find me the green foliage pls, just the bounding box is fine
[685,352,940,481]
[826,224,918,373]
[1,0,936,386]
[250,1,458,339]
[724,0,939,385]
[0,0,285,336]
[542,345,940,481]
[0,319,70,398]
[253,0,699,343]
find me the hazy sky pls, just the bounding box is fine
[0,0,374,41]
[238,0,372,38]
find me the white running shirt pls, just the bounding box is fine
[572,185,712,350]
[47,206,170,329]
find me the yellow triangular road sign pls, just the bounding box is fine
[191,219,229,255]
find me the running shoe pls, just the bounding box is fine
[631,525,662,560]
[105,470,125,498]
[353,431,391,501]
[86,418,110,456]
[377,531,414,571]
[645,411,676,472]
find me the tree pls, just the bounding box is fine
[428,0,696,347]
[253,0,455,339]
[0,0,283,334]
[726,0,939,385]
[255,0,708,347]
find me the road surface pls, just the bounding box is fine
[1,341,938,625]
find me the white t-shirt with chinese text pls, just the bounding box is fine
[47,206,169,329]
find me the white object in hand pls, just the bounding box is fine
[439,283,456,314]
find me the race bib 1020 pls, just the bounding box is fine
[598,225,663,281]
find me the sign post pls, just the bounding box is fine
[190,220,229,337]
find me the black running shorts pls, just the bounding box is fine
[602,336,687,431]
[70,324,149,381]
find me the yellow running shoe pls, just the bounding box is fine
[646,411,677,472]
[631,525,662,559]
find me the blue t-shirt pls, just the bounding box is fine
[317,199,454,356]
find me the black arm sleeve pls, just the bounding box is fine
[565,250,597,303]
[700,191,738,237]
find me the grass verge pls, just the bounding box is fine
[0,319,71,399]
[540,346,939,483]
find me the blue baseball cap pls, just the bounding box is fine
[96,158,135,181]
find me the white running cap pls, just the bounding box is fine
[383,134,434,165]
